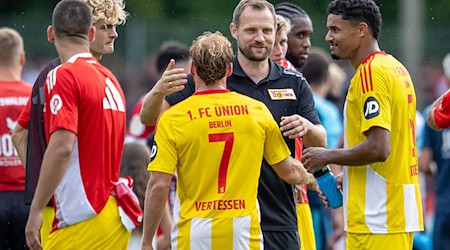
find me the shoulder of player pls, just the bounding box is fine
[278,66,308,84]
[359,52,404,76]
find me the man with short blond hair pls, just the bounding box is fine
[0,26,32,250]
[142,31,316,250]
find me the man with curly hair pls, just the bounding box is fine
[12,0,128,247]
[302,0,424,249]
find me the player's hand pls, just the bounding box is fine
[280,115,311,139]
[294,185,306,204]
[25,208,43,250]
[314,185,330,208]
[153,59,188,96]
[302,147,329,171]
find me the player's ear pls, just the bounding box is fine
[358,22,369,38]
[226,63,233,77]
[190,61,195,75]
[88,26,95,43]
[19,51,25,67]
[230,23,238,40]
[47,25,55,43]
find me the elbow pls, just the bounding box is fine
[139,111,151,126]
[54,143,74,159]
[371,145,390,162]
[148,176,171,200]
[139,105,154,126]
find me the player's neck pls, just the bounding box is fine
[237,52,270,84]
[0,66,21,82]
[349,39,380,70]
[55,41,91,63]
[195,78,227,92]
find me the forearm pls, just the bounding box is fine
[12,124,28,166]
[324,143,386,166]
[303,124,327,148]
[142,177,171,247]
[272,156,314,185]
[140,89,167,126]
[157,203,173,249]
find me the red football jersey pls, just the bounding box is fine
[43,53,126,228]
[125,97,154,144]
[0,80,31,191]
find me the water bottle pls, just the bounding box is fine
[313,166,343,209]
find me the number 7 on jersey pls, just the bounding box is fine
[209,132,234,194]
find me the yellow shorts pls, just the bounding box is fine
[296,203,316,250]
[40,206,54,247]
[346,232,413,250]
[44,196,131,250]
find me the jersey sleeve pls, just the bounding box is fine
[165,74,195,106]
[433,91,450,129]
[44,66,79,135]
[297,77,321,125]
[17,98,31,129]
[359,66,392,133]
[261,104,291,165]
[147,112,177,175]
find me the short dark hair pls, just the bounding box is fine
[52,0,92,40]
[327,0,382,39]
[155,41,190,75]
[275,2,308,21]
[302,51,329,87]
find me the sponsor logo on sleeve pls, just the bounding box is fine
[50,94,63,115]
[363,96,380,119]
[267,89,297,100]
[149,140,157,162]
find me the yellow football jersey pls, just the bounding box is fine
[148,89,291,249]
[343,51,424,234]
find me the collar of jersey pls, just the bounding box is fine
[67,53,94,63]
[193,89,230,95]
[362,51,387,65]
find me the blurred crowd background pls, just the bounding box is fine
[1,0,450,114]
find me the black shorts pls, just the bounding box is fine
[263,230,300,250]
[0,191,29,249]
